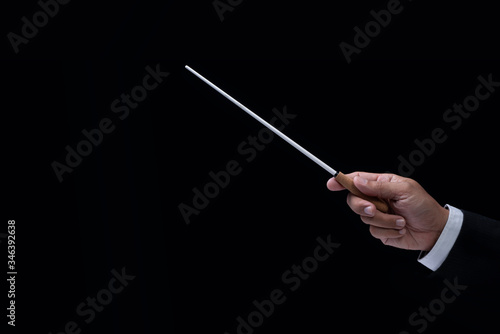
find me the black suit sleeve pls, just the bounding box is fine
[427,211,500,329]
[434,210,500,285]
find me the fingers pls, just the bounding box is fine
[369,225,406,241]
[360,213,406,231]
[349,172,392,182]
[347,193,405,228]
[352,174,411,200]
[326,177,345,191]
[327,171,415,245]
[347,193,406,240]
[326,171,396,192]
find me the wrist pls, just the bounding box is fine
[438,205,450,232]
[417,205,463,271]
[424,206,450,251]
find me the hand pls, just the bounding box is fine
[327,172,449,251]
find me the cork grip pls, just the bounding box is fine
[335,172,390,213]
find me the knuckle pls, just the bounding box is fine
[360,215,372,225]
[346,193,360,208]
[369,225,378,237]
[346,193,352,205]
[380,238,390,245]
[399,181,414,194]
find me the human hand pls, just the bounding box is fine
[327,172,449,251]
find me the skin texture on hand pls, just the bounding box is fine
[327,172,449,251]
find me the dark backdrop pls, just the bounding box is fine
[2,1,499,333]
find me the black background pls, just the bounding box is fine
[2,0,500,333]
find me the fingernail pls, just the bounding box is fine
[399,228,407,235]
[396,219,405,227]
[356,176,368,185]
[364,206,373,216]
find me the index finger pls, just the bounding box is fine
[326,171,395,191]
[326,177,345,191]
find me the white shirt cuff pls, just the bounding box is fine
[417,204,463,271]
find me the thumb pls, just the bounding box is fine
[353,175,409,200]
